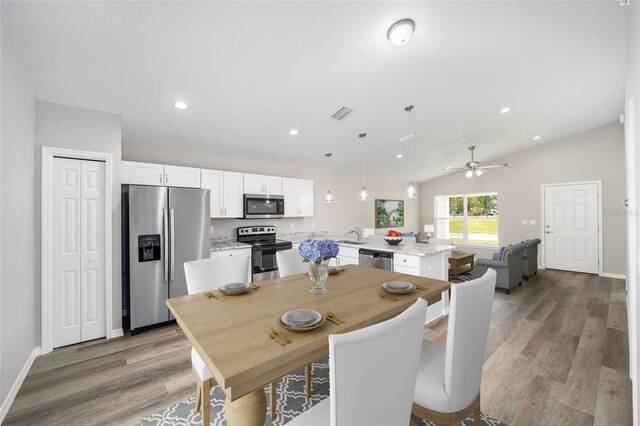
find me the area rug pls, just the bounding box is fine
[142,357,506,426]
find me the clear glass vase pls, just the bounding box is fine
[308,260,329,294]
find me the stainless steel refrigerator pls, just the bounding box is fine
[123,185,209,333]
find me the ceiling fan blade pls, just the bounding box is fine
[448,169,467,175]
[479,163,508,169]
[442,167,467,171]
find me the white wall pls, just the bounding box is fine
[419,122,626,275]
[35,101,122,333]
[0,15,36,409]
[122,142,421,238]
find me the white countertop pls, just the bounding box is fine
[326,236,454,257]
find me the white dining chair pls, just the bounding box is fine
[288,298,428,426]
[184,256,280,423]
[275,247,315,402]
[412,269,497,426]
[276,248,308,276]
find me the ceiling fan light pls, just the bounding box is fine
[325,190,334,203]
[475,169,484,177]
[465,170,473,179]
[359,186,369,201]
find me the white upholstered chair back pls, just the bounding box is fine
[329,298,427,425]
[444,269,496,411]
[184,256,250,294]
[276,248,307,277]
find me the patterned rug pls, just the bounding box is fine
[142,357,506,425]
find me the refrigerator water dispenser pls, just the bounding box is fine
[138,234,161,262]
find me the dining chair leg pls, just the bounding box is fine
[201,378,211,426]
[304,364,312,398]
[193,369,202,414]
[270,381,277,419]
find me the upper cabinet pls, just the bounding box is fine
[243,173,282,195]
[121,161,164,186]
[121,161,200,188]
[201,169,244,218]
[282,177,314,217]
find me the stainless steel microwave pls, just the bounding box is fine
[243,194,285,219]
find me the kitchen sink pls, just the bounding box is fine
[337,240,367,244]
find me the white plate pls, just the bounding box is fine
[282,309,322,327]
[383,281,412,290]
[219,282,251,293]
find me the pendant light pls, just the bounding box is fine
[358,133,369,201]
[325,153,334,203]
[405,105,418,198]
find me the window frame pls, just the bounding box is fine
[434,192,499,247]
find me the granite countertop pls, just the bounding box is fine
[324,235,454,257]
[210,237,252,252]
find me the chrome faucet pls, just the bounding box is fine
[347,227,362,242]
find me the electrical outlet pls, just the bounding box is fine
[311,222,315,229]
[521,220,528,225]
[290,222,294,230]
[529,220,537,225]
[210,225,214,234]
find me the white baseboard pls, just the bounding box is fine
[538,264,545,270]
[600,272,627,280]
[109,328,124,338]
[0,346,40,423]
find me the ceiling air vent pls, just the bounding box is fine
[399,132,420,143]
[331,106,355,121]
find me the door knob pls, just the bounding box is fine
[545,231,553,234]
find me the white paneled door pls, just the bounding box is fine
[544,183,599,274]
[53,158,106,348]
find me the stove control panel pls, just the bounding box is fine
[237,226,276,236]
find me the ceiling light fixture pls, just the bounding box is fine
[533,135,541,140]
[358,133,369,201]
[325,153,334,203]
[465,170,474,179]
[404,105,418,199]
[500,107,510,114]
[475,169,484,177]
[174,101,188,110]
[387,19,415,46]
[289,129,299,136]
[396,154,403,159]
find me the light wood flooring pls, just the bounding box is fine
[5,269,632,425]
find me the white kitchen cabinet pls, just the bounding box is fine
[337,246,359,266]
[201,169,244,218]
[121,161,164,186]
[121,161,200,188]
[164,165,201,188]
[282,177,314,217]
[210,248,252,282]
[244,173,283,195]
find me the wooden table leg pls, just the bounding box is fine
[225,388,267,426]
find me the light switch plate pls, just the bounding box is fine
[521,220,528,225]
[529,220,537,225]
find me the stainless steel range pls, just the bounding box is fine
[237,226,292,282]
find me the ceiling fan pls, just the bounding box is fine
[443,146,508,178]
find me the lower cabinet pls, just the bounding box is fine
[337,246,359,266]
[210,248,252,283]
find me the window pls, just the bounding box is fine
[434,193,499,246]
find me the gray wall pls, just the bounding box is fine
[1,17,36,403]
[35,101,122,333]
[122,142,421,238]
[419,122,626,275]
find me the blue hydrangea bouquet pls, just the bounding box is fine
[298,239,339,294]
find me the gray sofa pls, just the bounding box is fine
[470,243,527,294]
[522,238,541,279]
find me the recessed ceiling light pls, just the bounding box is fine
[533,135,542,141]
[289,129,299,136]
[500,107,510,114]
[387,19,415,46]
[396,154,403,159]
[174,101,188,110]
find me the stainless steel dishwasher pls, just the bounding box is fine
[358,248,394,270]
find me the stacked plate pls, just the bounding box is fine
[328,265,343,275]
[218,282,251,296]
[380,281,416,294]
[278,309,325,331]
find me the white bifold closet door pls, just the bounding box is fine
[53,157,106,348]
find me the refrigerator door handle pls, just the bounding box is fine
[170,208,175,281]
[163,209,169,282]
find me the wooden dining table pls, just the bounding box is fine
[166,264,451,425]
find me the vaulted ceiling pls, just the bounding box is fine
[2,1,627,182]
